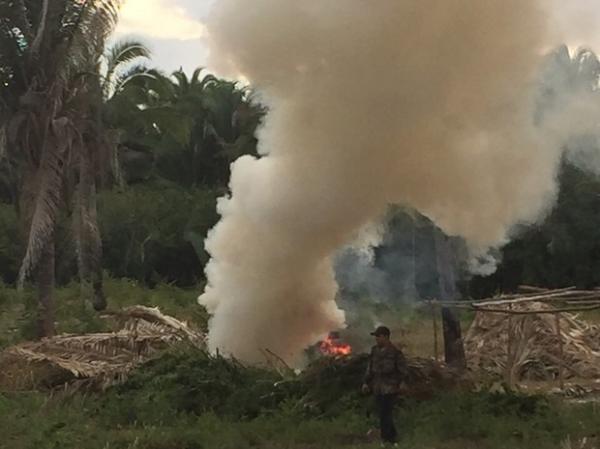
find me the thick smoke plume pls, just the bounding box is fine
[199,1,576,364]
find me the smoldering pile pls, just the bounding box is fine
[0,306,206,391]
[464,289,600,382]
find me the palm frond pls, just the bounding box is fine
[17,117,74,287]
[171,69,191,93]
[29,0,49,56]
[109,63,154,99]
[12,0,33,42]
[0,306,205,391]
[60,0,124,77]
[102,40,151,98]
[106,40,151,71]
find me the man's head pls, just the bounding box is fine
[370,326,391,347]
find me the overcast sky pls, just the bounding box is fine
[114,0,213,74]
[114,0,600,75]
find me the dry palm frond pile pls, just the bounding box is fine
[465,301,600,382]
[0,306,205,391]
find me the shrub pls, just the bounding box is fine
[98,183,219,287]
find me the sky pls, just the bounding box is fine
[114,0,600,75]
[114,0,213,73]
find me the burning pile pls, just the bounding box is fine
[465,300,600,382]
[319,332,352,357]
[0,306,205,391]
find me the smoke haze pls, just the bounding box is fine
[199,1,594,364]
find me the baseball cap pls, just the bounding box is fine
[370,326,390,337]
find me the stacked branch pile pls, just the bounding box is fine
[460,287,600,382]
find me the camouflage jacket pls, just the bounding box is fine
[364,343,408,395]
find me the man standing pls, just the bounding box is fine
[362,326,407,445]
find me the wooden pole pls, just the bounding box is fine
[555,312,565,391]
[446,304,600,315]
[431,301,439,361]
[506,304,514,389]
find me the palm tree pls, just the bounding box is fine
[0,0,125,337]
[146,68,265,189]
[99,39,155,186]
[536,45,600,123]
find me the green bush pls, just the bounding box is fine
[98,183,219,287]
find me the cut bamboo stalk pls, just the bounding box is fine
[506,309,514,388]
[555,312,565,391]
[447,304,600,315]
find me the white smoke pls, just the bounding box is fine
[199,1,598,364]
[346,220,387,264]
[468,249,502,278]
[334,219,390,303]
[537,46,600,173]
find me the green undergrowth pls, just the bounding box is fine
[2,347,599,449]
[1,387,598,449]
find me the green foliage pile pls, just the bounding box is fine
[103,349,378,423]
[106,349,290,422]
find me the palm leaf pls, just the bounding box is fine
[18,118,74,287]
[29,0,49,56]
[110,64,154,98]
[103,40,151,98]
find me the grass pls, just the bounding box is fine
[2,282,600,448]
[1,388,598,449]
[0,278,207,349]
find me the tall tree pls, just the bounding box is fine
[0,0,124,336]
[130,68,265,189]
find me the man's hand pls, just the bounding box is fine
[361,383,370,394]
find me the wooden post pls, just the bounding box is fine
[431,301,439,362]
[555,312,565,390]
[506,305,514,389]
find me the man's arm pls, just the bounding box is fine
[363,348,374,389]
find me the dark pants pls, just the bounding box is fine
[375,394,397,443]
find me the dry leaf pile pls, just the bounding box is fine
[0,306,205,391]
[465,301,600,382]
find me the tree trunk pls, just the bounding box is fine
[433,230,467,370]
[36,237,55,338]
[441,307,466,370]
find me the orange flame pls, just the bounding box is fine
[319,334,352,357]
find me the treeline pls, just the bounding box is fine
[470,161,600,297]
[0,1,263,336]
[2,1,600,340]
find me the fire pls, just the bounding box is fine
[319,332,352,357]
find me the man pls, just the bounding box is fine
[362,326,407,445]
